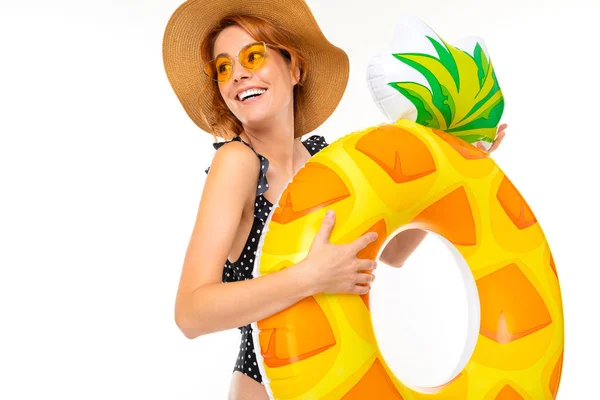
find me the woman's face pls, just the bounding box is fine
[212,25,299,130]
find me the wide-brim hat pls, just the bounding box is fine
[162,0,349,138]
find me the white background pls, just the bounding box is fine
[1,0,598,398]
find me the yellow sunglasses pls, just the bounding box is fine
[202,41,279,83]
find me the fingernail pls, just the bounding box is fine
[371,232,378,240]
[326,210,334,218]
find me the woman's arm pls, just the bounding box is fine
[179,260,315,338]
[175,142,315,339]
[378,229,428,268]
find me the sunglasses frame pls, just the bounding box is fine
[202,41,278,83]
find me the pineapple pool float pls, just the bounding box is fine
[251,15,564,400]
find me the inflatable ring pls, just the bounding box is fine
[252,119,564,399]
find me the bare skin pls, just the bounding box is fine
[175,26,377,399]
[175,25,508,399]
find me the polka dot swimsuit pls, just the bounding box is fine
[204,134,329,384]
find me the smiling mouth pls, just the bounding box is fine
[237,88,267,102]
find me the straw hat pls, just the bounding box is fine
[162,0,349,138]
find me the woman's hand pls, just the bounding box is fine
[297,210,378,296]
[477,123,507,152]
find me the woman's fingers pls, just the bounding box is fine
[352,283,371,295]
[349,261,377,294]
[313,210,336,245]
[355,271,375,285]
[473,123,508,152]
[356,258,377,271]
[349,232,378,255]
[488,123,507,152]
[488,130,506,152]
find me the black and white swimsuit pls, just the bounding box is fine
[204,134,329,384]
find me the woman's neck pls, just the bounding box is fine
[240,112,301,177]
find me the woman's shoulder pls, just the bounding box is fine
[203,135,268,200]
[204,136,258,175]
[201,139,260,210]
[204,137,260,179]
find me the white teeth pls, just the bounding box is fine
[238,88,266,101]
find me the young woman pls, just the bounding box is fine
[162,1,506,398]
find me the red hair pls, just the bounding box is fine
[199,15,309,141]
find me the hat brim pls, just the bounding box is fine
[162,0,349,138]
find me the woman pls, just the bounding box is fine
[162,1,507,398]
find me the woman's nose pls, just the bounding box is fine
[231,58,250,82]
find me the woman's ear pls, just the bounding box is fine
[291,64,301,85]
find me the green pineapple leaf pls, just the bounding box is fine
[388,34,504,144]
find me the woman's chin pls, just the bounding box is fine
[239,114,274,129]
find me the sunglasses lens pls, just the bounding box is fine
[215,56,233,81]
[202,43,267,82]
[203,56,232,82]
[240,42,266,70]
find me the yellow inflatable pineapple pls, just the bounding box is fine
[252,15,564,400]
